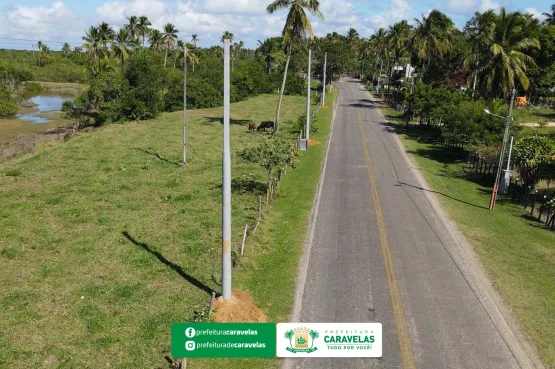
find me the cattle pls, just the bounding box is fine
[248,122,256,133]
[257,121,274,131]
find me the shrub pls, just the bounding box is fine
[513,135,555,186]
[0,84,17,116]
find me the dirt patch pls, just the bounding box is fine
[308,139,321,146]
[213,290,267,322]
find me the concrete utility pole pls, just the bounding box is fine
[500,136,514,195]
[183,46,187,165]
[321,52,327,106]
[489,89,516,210]
[306,48,312,144]
[222,39,232,299]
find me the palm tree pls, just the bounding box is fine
[386,20,411,91]
[137,16,152,47]
[176,41,200,71]
[411,10,454,70]
[284,330,294,348]
[62,43,71,58]
[543,4,555,25]
[346,27,359,43]
[149,29,164,51]
[267,0,324,134]
[256,38,286,73]
[370,28,389,85]
[463,10,496,96]
[83,26,107,67]
[163,23,179,67]
[38,45,50,67]
[482,8,540,97]
[126,16,140,41]
[221,31,234,43]
[308,330,319,349]
[89,59,115,77]
[98,22,116,47]
[113,28,138,70]
[191,34,199,47]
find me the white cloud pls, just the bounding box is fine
[479,0,501,13]
[446,0,478,15]
[525,7,547,22]
[0,1,86,45]
[202,0,268,15]
[368,0,411,29]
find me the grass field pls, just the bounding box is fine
[381,105,555,368]
[0,92,336,369]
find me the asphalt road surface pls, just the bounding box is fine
[287,78,530,369]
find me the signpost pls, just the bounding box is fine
[222,39,232,299]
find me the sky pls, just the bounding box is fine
[0,0,552,51]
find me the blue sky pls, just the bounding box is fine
[0,0,551,50]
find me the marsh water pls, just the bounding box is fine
[0,92,76,143]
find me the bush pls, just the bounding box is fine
[0,84,17,116]
[513,135,555,186]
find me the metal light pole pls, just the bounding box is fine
[488,89,516,210]
[183,46,187,165]
[500,136,514,195]
[306,48,312,145]
[321,52,327,106]
[222,39,232,299]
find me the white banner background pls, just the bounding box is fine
[276,323,382,358]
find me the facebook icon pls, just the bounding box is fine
[185,327,196,338]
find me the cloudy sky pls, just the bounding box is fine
[0,0,551,50]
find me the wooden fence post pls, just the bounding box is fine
[240,224,248,255]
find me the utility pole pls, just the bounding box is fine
[306,48,311,145]
[321,52,327,106]
[489,89,516,210]
[500,136,514,195]
[222,39,232,299]
[183,45,187,165]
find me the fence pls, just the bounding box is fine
[508,181,555,229]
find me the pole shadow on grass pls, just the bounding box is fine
[203,117,251,125]
[134,148,182,167]
[397,182,488,210]
[122,232,215,296]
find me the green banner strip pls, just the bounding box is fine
[171,323,276,358]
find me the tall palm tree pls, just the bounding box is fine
[221,31,234,43]
[62,43,71,58]
[137,16,152,47]
[98,22,116,47]
[126,16,140,41]
[89,59,115,77]
[113,28,138,70]
[411,10,454,69]
[149,29,164,51]
[267,0,324,134]
[346,27,359,43]
[482,8,540,97]
[386,20,411,91]
[37,44,50,67]
[256,38,286,73]
[163,23,179,67]
[176,41,200,71]
[191,34,199,47]
[463,10,496,96]
[83,26,107,67]
[543,4,555,25]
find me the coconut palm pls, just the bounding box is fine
[83,26,108,66]
[163,23,179,67]
[386,20,411,91]
[256,38,286,73]
[149,29,164,51]
[411,10,454,69]
[221,31,234,43]
[191,34,199,47]
[176,41,200,71]
[463,10,496,96]
[89,58,115,77]
[266,0,324,134]
[98,22,116,47]
[37,44,50,67]
[482,8,540,97]
[138,16,152,47]
[112,28,138,70]
[346,27,359,43]
[62,43,71,58]
[543,4,555,25]
[126,16,140,41]
[370,28,389,88]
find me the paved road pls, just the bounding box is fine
[288,79,526,369]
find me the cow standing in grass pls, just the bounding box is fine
[257,121,274,132]
[248,123,256,133]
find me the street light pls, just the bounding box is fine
[483,89,516,210]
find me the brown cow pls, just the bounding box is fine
[248,122,256,133]
[257,121,274,131]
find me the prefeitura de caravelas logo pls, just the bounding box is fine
[276,323,382,357]
[284,327,319,354]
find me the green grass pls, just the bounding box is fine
[0,92,337,369]
[377,103,555,368]
[514,106,555,124]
